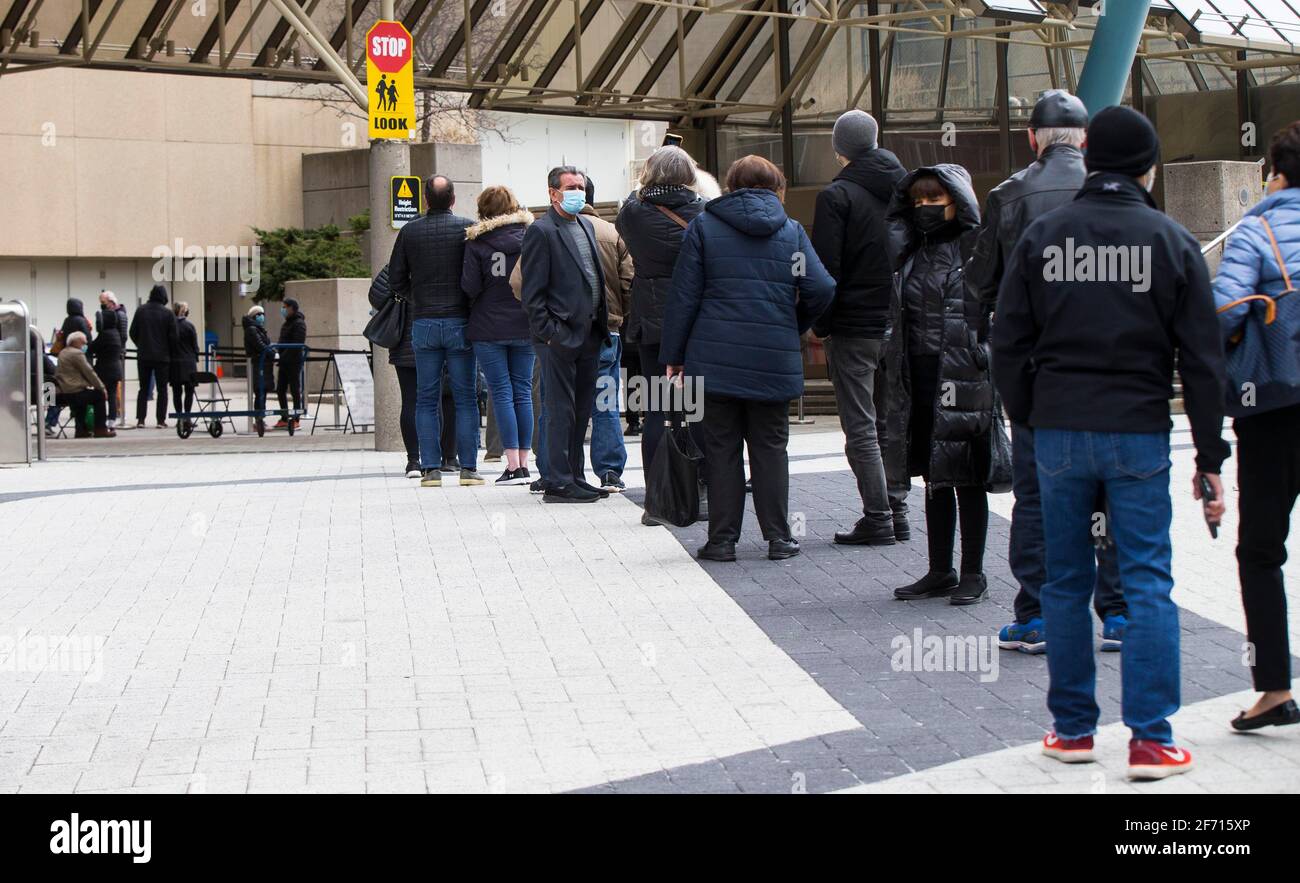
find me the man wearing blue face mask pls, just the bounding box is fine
[520,165,611,503]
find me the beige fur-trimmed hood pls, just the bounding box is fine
[465,209,534,240]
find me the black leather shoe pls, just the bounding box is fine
[543,484,601,504]
[834,519,896,546]
[768,538,801,560]
[697,540,736,562]
[1231,698,1300,731]
[894,569,959,600]
[574,479,610,498]
[893,515,911,542]
[949,572,989,606]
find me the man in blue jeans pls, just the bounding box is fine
[993,107,1229,780]
[386,175,481,487]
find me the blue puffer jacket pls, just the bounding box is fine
[1213,186,1300,338]
[659,188,835,402]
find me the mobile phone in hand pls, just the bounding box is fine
[1196,473,1219,539]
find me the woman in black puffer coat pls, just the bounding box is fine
[91,294,128,426]
[881,164,994,605]
[242,304,275,432]
[615,145,707,476]
[368,264,420,476]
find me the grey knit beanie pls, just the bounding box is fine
[832,110,879,160]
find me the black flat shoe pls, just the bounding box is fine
[697,541,736,562]
[949,572,989,606]
[894,569,958,600]
[574,479,610,498]
[768,538,801,560]
[543,484,601,504]
[834,518,896,546]
[893,515,911,542]
[1231,699,1300,732]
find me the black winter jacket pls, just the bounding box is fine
[129,286,178,363]
[463,210,532,342]
[966,143,1087,320]
[387,208,474,320]
[992,173,1231,474]
[60,299,92,343]
[278,310,307,371]
[173,317,200,382]
[367,265,415,368]
[615,185,706,345]
[242,315,276,387]
[811,149,908,338]
[882,164,992,489]
[91,306,127,382]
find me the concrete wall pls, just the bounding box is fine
[282,277,372,394]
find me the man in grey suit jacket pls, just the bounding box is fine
[521,166,610,503]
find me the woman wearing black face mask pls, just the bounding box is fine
[880,165,994,605]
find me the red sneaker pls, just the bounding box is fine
[1042,731,1095,763]
[1128,740,1193,780]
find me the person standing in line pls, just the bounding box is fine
[368,264,422,478]
[462,185,536,486]
[520,165,610,504]
[129,284,178,429]
[242,304,275,434]
[883,165,992,605]
[92,292,128,430]
[615,146,708,517]
[993,106,1229,779]
[579,175,634,493]
[170,301,200,430]
[660,155,835,561]
[965,89,1128,655]
[387,174,480,487]
[811,110,909,547]
[274,297,307,431]
[1213,120,1300,732]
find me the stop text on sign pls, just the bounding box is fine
[370,35,408,58]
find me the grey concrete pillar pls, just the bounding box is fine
[1163,160,1263,274]
[369,138,410,454]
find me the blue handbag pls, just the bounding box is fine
[1218,216,1300,418]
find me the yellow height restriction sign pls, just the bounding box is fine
[391,176,422,229]
[367,20,415,140]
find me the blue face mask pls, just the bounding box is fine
[81,345,89,353]
[255,314,266,326]
[280,308,288,319]
[560,190,586,215]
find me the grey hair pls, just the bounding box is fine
[640,146,697,189]
[246,304,264,318]
[66,331,87,348]
[547,165,584,190]
[173,301,189,318]
[1032,126,1086,151]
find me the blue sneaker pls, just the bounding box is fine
[1101,614,1126,652]
[998,618,1046,654]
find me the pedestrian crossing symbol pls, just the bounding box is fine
[367,20,415,140]
[391,176,422,228]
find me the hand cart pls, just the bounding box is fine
[170,343,309,439]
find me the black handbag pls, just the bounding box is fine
[364,293,406,349]
[644,412,705,528]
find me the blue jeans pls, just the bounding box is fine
[1036,429,1178,744]
[412,318,478,471]
[473,339,535,451]
[589,332,627,478]
[1010,423,1126,624]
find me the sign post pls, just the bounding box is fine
[366,20,415,141]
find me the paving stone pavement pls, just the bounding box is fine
[1,416,1296,794]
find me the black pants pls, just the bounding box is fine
[136,360,169,424]
[100,378,120,423]
[926,485,989,575]
[623,343,643,430]
[702,393,790,544]
[1235,403,1300,692]
[277,362,303,420]
[536,328,601,488]
[58,389,107,433]
[171,371,194,417]
[395,365,419,464]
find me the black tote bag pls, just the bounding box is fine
[644,414,705,528]
[364,293,406,349]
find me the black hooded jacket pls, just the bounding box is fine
[882,164,992,489]
[128,285,178,363]
[615,185,706,346]
[278,309,307,371]
[810,148,908,338]
[60,298,92,342]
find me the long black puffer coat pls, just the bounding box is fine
[882,163,993,490]
[615,184,705,346]
[242,314,276,391]
[91,305,127,383]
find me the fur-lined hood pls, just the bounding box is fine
[465,208,533,240]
